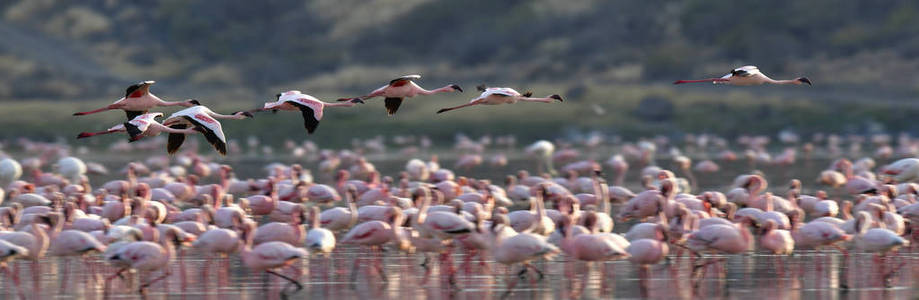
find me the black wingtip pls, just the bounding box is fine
[549,94,564,102]
[476,84,487,92]
[436,108,449,114]
[77,132,92,139]
[798,77,812,86]
[450,84,463,92]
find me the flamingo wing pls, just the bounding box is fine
[290,102,320,134]
[384,97,404,115]
[125,110,145,120]
[389,75,421,86]
[166,124,188,154]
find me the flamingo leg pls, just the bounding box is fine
[103,268,128,297]
[436,102,481,114]
[139,270,171,294]
[2,264,25,300]
[267,270,303,298]
[60,257,70,294]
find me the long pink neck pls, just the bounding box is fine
[418,85,454,95]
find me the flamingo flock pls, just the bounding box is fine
[1,128,919,298]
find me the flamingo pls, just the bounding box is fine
[305,206,336,255]
[489,212,560,297]
[255,90,363,134]
[319,185,359,232]
[235,221,308,297]
[673,66,811,86]
[341,206,411,282]
[436,85,562,114]
[104,226,194,295]
[77,112,201,141]
[161,106,253,155]
[0,157,23,189]
[0,239,28,299]
[192,227,241,286]
[73,81,201,119]
[338,74,462,115]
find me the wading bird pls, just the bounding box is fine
[673,66,811,86]
[162,106,253,155]
[73,81,200,119]
[338,75,462,115]
[436,85,562,114]
[77,113,201,141]
[255,90,363,134]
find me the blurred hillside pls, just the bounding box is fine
[1,0,919,145]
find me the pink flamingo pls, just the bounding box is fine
[685,217,756,287]
[161,105,253,155]
[626,233,670,295]
[674,65,811,86]
[489,211,560,298]
[341,206,410,282]
[436,85,561,114]
[255,90,363,134]
[236,221,308,297]
[0,239,28,299]
[253,205,306,246]
[319,185,359,232]
[193,227,241,287]
[104,226,194,295]
[339,74,462,115]
[76,112,200,141]
[73,81,200,119]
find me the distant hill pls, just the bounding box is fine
[1,0,918,100]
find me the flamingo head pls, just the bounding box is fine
[796,77,812,85]
[449,84,463,92]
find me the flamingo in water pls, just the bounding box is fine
[338,74,462,115]
[436,85,562,114]
[76,112,201,141]
[162,106,253,155]
[73,81,200,119]
[673,66,811,86]
[255,90,364,134]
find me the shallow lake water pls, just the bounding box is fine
[2,147,919,299]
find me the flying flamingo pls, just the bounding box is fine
[435,85,562,114]
[161,106,253,155]
[76,112,201,141]
[673,66,812,86]
[338,74,462,115]
[73,81,200,119]
[254,90,363,134]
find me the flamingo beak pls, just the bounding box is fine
[450,84,463,92]
[797,77,812,86]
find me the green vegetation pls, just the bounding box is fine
[1,1,917,147]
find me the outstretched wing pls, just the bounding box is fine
[730,66,758,77]
[183,116,227,156]
[167,124,188,154]
[123,122,143,142]
[384,97,404,115]
[389,74,421,87]
[291,102,320,134]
